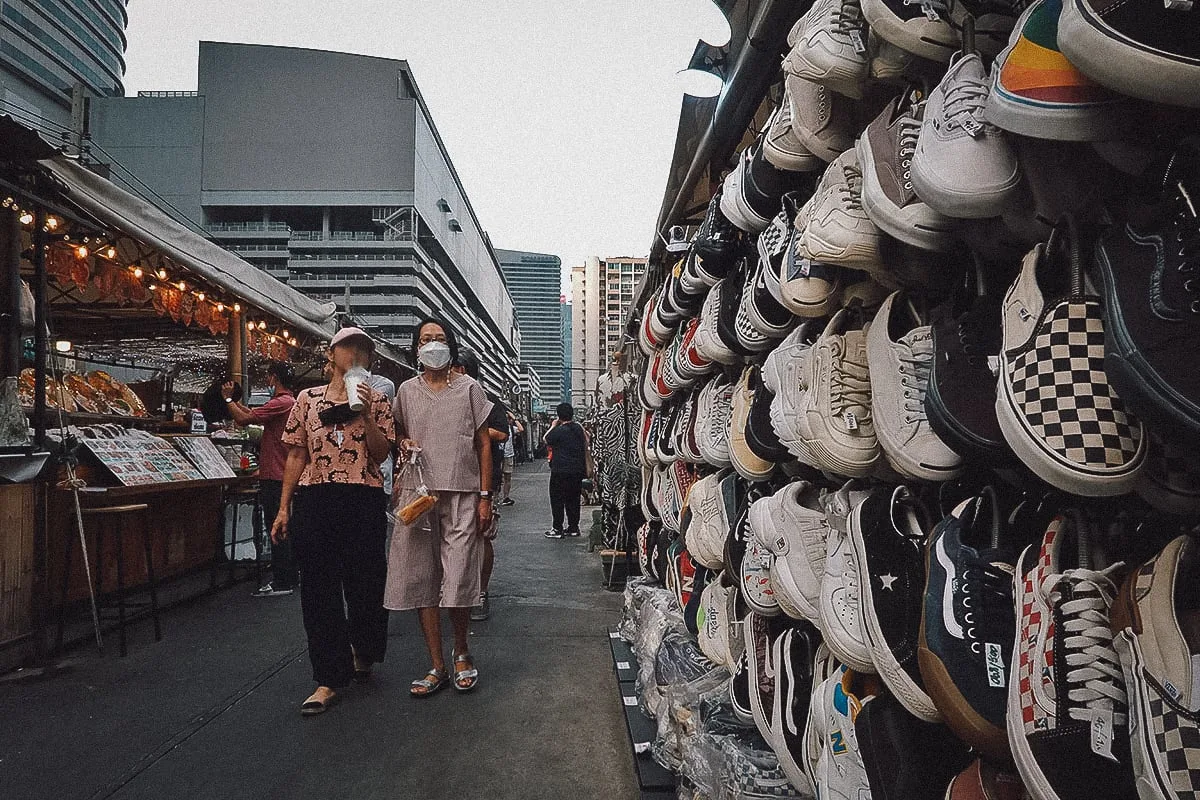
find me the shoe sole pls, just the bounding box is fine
[1057,0,1200,109]
[860,0,959,62]
[995,357,1145,496]
[847,501,943,722]
[856,136,959,252]
[803,435,879,479]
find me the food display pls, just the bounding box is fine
[18,368,149,417]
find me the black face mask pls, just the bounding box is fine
[318,403,359,427]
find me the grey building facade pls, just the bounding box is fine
[0,0,127,136]
[495,248,563,406]
[561,300,572,407]
[87,42,521,394]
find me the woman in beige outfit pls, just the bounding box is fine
[385,317,493,696]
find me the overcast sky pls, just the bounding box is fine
[121,0,709,294]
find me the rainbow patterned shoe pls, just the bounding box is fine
[985,0,1127,141]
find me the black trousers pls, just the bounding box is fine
[258,479,297,588]
[549,472,584,533]
[292,484,388,689]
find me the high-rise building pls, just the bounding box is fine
[570,256,646,408]
[0,0,128,136]
[560,298,572,408]
[86,42,521,394]
[495,249,563,405]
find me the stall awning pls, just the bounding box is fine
[38,156,340,343]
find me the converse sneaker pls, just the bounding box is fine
[867,291,964,481]
[849,485,941,721]
[785,73,857,163]
[1094,138,1200,446]
[996,226,1147,496]
[797,148,886,275]
[1111,536,1200,800]
[752,480,830,626]
[861,0,959,63]
[919,487,1018,763]
[1008,514,1135,800]
[1058,0,1200,109]
[764,101,825,173]
[911,52,1021,219]
[784,0,871,99]
[985,0,1129,142]
[857,86,959,252]
[819,482,877,673]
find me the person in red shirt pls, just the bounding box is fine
[223,362,298,596]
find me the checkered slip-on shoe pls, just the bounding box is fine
[995,224,1146,496]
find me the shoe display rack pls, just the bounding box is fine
[620,2,1200,799]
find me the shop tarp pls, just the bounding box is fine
[38,156,340,342]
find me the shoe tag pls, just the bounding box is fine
[985,643,1006,688]
[920,1,942,20]
[843,411,859,431]
[1091,709,1118,762]
[1165,0,1193,10]
[987,355,1001,377]
[958,115,984,138]
[849,30,867,55]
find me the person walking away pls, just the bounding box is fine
[386,318,494,696]
[451,350,507,622]
[222,363,297,596]
[500,412,522,506]
[543,402,589,539]
[271,327,394,715]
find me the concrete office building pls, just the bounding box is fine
[570,256,646,408]
[495,248,563,407]
[0,0,128,136]
[560,298,572,407]
[87,41,520,393]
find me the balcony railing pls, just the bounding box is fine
[206,222,291,232]
[290,231,386,242]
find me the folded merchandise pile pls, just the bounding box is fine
[629,3,1200,798]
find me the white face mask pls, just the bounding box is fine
[418,340,451,370]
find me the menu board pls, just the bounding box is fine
[83,436,206,486]
[171,436,237,479]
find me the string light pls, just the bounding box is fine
[281,329,289,339]
[132,267,143,278]
[45,216,59,230]
[148,283,157,291]
[257,320,267,330]
[157,268,167,280]
[233,303,241,313]
[196,291,205,301]
[216,302,224,312]
[19,211,34,225]
[103,246,117,259]
[75,245,89,258]
[177,281,186,291]
[246,321,256,332]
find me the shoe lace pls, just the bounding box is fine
[897,347,932,423]
[961,557,1012,654]
[1170,180,1200,313]
[838,161,866,211]
[828,342,872,425]
[942,72,992,137]
[1043,567,1128,728]
[831,0,867,40]
[897,117,920,193]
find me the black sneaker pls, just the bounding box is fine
[730,651,756,725]
[544,529,564,539]
[500,498,514,506]
[856,690,973,800]
[564,529,582,538]
[770,623,822,796]
[744,368,791,463]
[847,485,940,722]
[1059,0,1200,108]
[694,187,741,282]
[917,486,1017,763]
[252,582,294,597]
[1094,138,1200,446]
[716,257,756,357]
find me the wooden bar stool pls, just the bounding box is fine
[57,503,162,657]
[212,486,264,589]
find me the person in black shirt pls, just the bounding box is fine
[543,402,589,539]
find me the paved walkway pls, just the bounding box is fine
[0,462,636,800]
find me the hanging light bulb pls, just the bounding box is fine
[19,211,34,226]
[148,283,157,291]
[216,302,225,312]
[247,321,256,332]
[281,329,289,339]
[177,281,186,291]
[45,216,59,230]
[233,303,242,313]
[104,246,117,259]
[257,320,267,330]
[157,268,168,280]
[289,337,298,347]
[132,267,144,278]
[75,245,89,258]
[196,291,205,301]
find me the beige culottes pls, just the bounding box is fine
[384,490,482,610]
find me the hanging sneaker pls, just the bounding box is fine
[945,0,1018,58]
[694,188,741,283]
[684,467,736,570]
[867,290,964,481]
[785,73,857,163]
[1111,536,1200,800]
[780,189,846,316]
[1008,513,1136,800]
[784,0,871,99]
[771,624,823,795]
[764,101,826,173]
[911,52,1021,219]
[848,485,941,721]
[697,374,736,469]
[730,366,777,482]
[745,369,792,464]
[861,0,959,63]
[810,666,881,800]
[752,480,830,626]
[797,148,886,275]
[919,487,1018,762]
[856,689,974,800]
[750,211,805,337]
[945,758,1031,800]
[819,482,877,672]
[1135,429,1200,517]
[722,147,770,233]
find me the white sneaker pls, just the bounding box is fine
[764,322,822,461]
[797,148,885,274]
[784,0,871,99]
[786,74,856,163]
[793,309,880,477]
[779,216,845,317]
[696,374,735,468]
[809,666,879,800]
[801,645,841,789]
[763,101,825,173]
[861,0,959,63]
[910,51,1020,219]
[684,467,737,569]
[692,280,741,366]
[743,536,782,617]
[818,484,876,672]
[752,480,829,625]
[867,291,964,481]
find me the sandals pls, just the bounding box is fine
[453,652,479,693]
[410,667,449,698]
[300,687,338,716]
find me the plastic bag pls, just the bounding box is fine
[390,449,438,527]
[717,735,810,800]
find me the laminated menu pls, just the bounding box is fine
[170,436,237,480]
[82,436,205,486]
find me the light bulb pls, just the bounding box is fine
[258,320,267,330]
[281,329,289,339]
[104,246,116,259]
[177,281,186,291]
[196,292,205,301]
[45,216,59,230]
[19,211,34,225]
[233,303,242,313]
[54,340,72,353]
[75,246,89,258]
[132,267,143,278]
[247,321,256,332]
[148,283,157,291]
[216,302,224,312]
[157,268,167,280]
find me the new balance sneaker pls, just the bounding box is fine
[731,367,776,482]
[1094,138,1200,447]
[809,666,881,800]
[848,485,941,721]
[911,52,1021,219]
[861,0,959,63]
[1058,0,1200,109]
[857,86,959,252]
[856,689,973,800]
[764,101,825,173]
[1111,536,1200,800]
[919,487,1018,762]
[783,0,871,99]
[867,291,964,481]
[985,0,1129,142]
[797,148,886,274]
[771,624,823,796]
[1008,514,1135,800]
[996,228,1147,496]
[745,368,792,464]
[785,73,857,163]
[820,482,877,672]
[945,759,1031,800]
[752,480,829,626]
[801,645,843,788]
[794,309,880,477]
[694,189,741,283]
[722,147,771,233]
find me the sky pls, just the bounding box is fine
[120,0,712,295]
